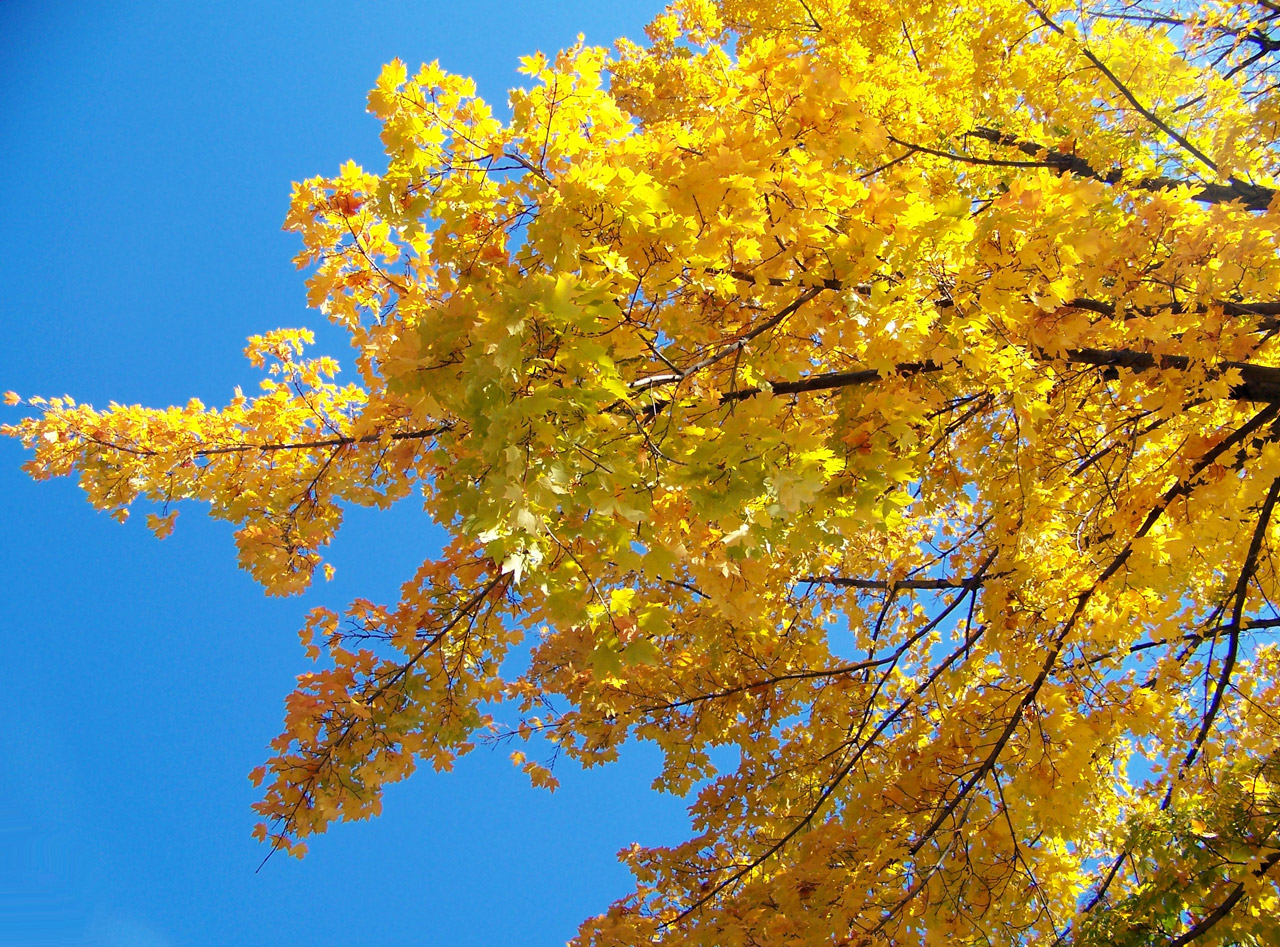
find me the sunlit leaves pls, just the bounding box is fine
[8,0,1280,943]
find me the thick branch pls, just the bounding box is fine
[710,348,1280,406]
[1060,295,1280,323]
[1063,348,1280,402]
[798,574,988,590]
[968,127,1276,210]
[1168,850,1280,946]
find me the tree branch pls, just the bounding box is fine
[195,424,454,457]
[798,574,991,590]
[967,127,1276,210]
[1173,476,1280,783]
[1062,348,1280,403]
[1023,0,1221,173]
[1167,850,1280,946]
[663,558,996,926]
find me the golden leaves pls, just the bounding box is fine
[9,0,1280,943]
[146,510,178,540]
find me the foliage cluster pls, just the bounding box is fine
[9,0,1280,943]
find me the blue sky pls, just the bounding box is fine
[0,3,692,945]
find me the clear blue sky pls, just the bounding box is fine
[0,3,692,945]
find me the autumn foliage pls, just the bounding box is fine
[8,0,1280,942]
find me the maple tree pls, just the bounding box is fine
[8,0,1280,942]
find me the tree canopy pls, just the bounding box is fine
[7,0,1280,942]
